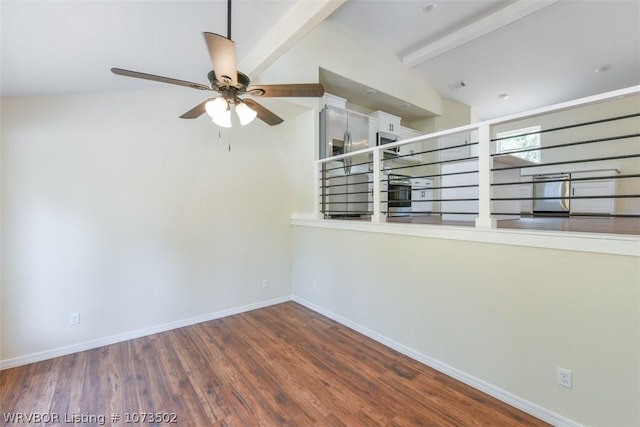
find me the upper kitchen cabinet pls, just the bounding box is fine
[398,126,423,160]
[439,132,472,162]
[400,126,421,140]
[323,93,347,110]
[369,111,401,136]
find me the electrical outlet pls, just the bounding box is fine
[69,312,80,326]
[261,279,268,289]
[557,367,572,388]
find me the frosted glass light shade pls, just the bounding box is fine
[235,102,257,126]
[205,98,232,128]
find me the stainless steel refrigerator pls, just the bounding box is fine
[320,106,372,217]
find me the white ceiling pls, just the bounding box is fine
[2,0,639,120]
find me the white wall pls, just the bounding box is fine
[1,87,298,361]
[291,225,640,427]
[257,20,442,116]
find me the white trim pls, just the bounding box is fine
[292,296,583,427]
[403,0,560,67]
[239,0,346,78]
[0,296,292,370]
[291,217,640,257]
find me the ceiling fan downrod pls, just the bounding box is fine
[227,0,232,41]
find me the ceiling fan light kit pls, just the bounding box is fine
[235,101,258,125]
[206,97,232,127]
[110,0,323,127]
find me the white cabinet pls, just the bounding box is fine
[399,126,421,159]
[411,178,433,214]
[438,133,471,162]
[323,93,347,109]
[368,117,377,150]
[400,126,420,140]
[570,179,616,214]
[369,111,401,135]
[440,160,478,221]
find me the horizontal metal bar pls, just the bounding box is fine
[321,192,373,198]
[321,212,373,215]
[381,198,479,203]
[410,184,479,191]
[491,133,640,161]
[319,172,480,186]
[384,155,479,172]
[492,195,640,201]
[489,212,640,219]
[320,185,373,191]
[321,161,373,173]
[491,113,640,142]
[491,174,640,187]
[404,170,479,180]
[382,141,480,163]
[493,153,640,173]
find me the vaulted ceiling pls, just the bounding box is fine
[2,0,639,120]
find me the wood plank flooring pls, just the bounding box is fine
[388,215,640,235]
[1,302,549,426]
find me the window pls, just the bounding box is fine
[495,125,541,163]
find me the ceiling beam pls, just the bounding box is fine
[239,0,346,79]
[402,0,561,68]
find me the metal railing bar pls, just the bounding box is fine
[385,198,479,202]
[393,170,479,180]
[321,212,373,215]
[383,155,480,172]
[321,192,372,198]
[492,154,640,172]
[491,194,640,201]
[489,212,640,219]
[491,113,640,142]
[321,161,373,173]
[381,141,480,162]
[409,184,479,191]
[491,133,640,158]
[320,181,373,189]
[490,174,640,189]
[320,172,373,180]
[351,174,478,186]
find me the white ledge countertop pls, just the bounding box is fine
[290,215,640,257]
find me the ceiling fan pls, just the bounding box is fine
[111,0,324,127]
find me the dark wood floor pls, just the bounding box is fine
[1,302,548,426]
[388,215,640,235]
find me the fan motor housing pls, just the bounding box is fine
[208,70,250,92]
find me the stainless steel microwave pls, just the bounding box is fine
[376,131,399,155]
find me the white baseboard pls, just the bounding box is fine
[0,296,292,370]
[292,296,582,427]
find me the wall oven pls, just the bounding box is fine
[386,174,412,217]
